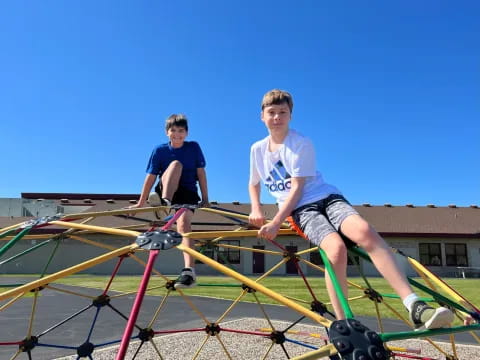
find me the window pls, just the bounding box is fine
[217,240,240,264]
[309,246,359,266]
[309,246,323,265]
[195,240,240,265]
[445,243,468,266]
[419,243,442,266]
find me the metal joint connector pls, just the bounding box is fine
[136,230,182,250]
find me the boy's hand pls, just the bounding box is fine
[249,209,265,228]
[258,222,281,241]
[199,199,210,208]
[124,201,144,216]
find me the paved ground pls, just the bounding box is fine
[1,279,477,359]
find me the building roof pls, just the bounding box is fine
[0,193,479,237]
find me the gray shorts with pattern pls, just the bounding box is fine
[291,194,359,246]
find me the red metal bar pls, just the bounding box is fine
[115,207,187,360]
[115,249,159,359]
[102,255,126,295]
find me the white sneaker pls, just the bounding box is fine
[147,192,162,206]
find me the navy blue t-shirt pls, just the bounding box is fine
[146,141,206,193]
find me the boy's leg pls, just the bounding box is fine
[319,233,349,319]
[291,201,349,320]
[340,214,414,299]
[339,214,454,329]
[148,161,182,217]
[160,160,182,201]
[174,209,197,289]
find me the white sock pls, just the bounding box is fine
[403,293,421,312]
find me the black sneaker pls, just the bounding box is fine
[174,268,197,289]
[409,301,454,330]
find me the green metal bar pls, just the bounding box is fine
[0,238,54,266]
[318,248,354,319]
[348,246,465,308]
[215,248,235,270]
[408,278,471,314]
[380,323,480,342]
[0,283,25,288]
[0,228,16,239]
[40,238,62,278]
[348,246,371,262]
[0,227,32,258]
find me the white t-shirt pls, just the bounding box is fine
[249,129,340,209]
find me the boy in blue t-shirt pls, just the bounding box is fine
[131,114,209,288]
[248,89,454,329]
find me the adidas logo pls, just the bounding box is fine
[265,160,291,192]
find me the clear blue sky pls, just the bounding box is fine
[1,1,479,207]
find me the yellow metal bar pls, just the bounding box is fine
[59,206,168,220]
[299,258,364,290]
[0,292,24,311]
[1,234,54,241]
[291,344,337,359]
[214,243,283,256]
[182,229,295,239]
[50,221,140,238]
[199,207,291,228]
[177,244,331,327]
[0,223,26,233]
[0,244,138,300]
[408,257,475,309]
[296,247,320,256]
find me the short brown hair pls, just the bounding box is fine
[165,114,188,131]
[261,89,293,112]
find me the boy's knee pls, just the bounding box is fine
[353,221,378,250]
[322,238,347,265]
[169,160,183,170]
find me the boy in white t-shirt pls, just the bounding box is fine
[248,89,454,329]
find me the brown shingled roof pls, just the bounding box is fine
[1,194,479,237]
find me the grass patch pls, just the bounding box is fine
[49,275,479,322]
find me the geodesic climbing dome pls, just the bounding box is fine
[1,204,479,360]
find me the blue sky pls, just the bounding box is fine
[1,1,479,207]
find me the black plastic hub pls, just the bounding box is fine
[364,289,383,303]
[329,319,388,360]
[136,230,183,250]
[92,294,110,308]
[205,323,221,336]
[311,300,328,314]
[282,251,298,262]
[269,330,286,344]
[138,328,154,342]
[242,284,256,293]
[29,286,46,293]
[165,280,176,291]
[77,341,95,357]
[19,336,38,352]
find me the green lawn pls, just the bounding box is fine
[43,275,479,322]
[2,274,478,322]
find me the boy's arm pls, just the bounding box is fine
[197,167,210,207]
[248,183,265,227]
[129,173,157,208]
[257,177,305,240]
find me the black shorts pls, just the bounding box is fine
[154,182,200,206]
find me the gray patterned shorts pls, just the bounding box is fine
[291,194,359,246]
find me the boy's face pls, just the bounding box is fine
[166,125,188,147]
[261,103,291,133]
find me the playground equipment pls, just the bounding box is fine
[1,204,479,359]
